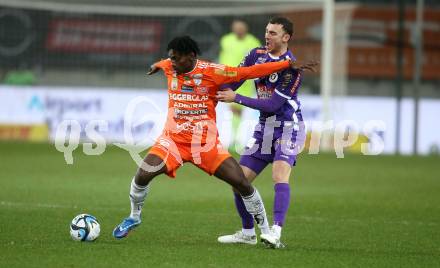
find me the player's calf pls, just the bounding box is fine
[241,188,270,234]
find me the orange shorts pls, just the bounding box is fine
[148,134,231,178]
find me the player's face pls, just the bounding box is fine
[265,23,290,54]
[232,20,248,39]
[168,49,196,74]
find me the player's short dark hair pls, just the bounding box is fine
[269,17,293,37]
[167,36,201,56]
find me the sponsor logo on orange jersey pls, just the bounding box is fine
[169,93,209,101]
[181,85,194,93]
[196,87,208,94]
[214,69,237,77]
[192,74,203,86]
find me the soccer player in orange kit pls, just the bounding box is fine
[113,36,301,246]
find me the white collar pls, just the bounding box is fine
[268,53,280,60]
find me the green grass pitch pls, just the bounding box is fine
[0,142,439,267]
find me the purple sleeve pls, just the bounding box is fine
[234,92,287,113]
[220,48,257,91]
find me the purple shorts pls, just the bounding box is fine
[239,127,305,175]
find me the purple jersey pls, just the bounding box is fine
[224,47,306,171]
[229,47,303,140]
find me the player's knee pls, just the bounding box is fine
[272,161,291,183]
[272,173,289,184]
[235,178,253,196]
[135,154,166,185]
[135,168,154,185]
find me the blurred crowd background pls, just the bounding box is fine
[0,0,439,155]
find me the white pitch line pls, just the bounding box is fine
[0,200,123,211]
[1,200,437,227]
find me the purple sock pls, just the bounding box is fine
[273,183,290,227]
[234,192,254,229]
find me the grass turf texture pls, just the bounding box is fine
[0,141,439,267]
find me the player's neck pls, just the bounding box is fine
[269,46,288,58]
[178,59,198,74]
[270,48,287,57]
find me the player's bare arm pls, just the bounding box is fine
[292,60,319,72]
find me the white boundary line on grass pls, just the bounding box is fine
[1,200,437,227]
[0,200,123,211]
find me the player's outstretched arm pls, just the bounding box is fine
[146,59,168,76]
[217,69,303,113]
[292,60,319,73]
[227,59,317,84]
[213,60,291,85]
[233,60,291,82]
[147,64,160,75]
[217,88,286,113]
[220,60,317,91]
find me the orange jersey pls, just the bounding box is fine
[155,58,290,144]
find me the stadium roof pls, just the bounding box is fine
[0,0,323,16]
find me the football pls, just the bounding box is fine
[70,214,100,242]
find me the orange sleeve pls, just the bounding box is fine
[211,60,290,85]
[154,59,171,70]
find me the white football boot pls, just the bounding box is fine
[218,230,257,245]
[260,225,285,249]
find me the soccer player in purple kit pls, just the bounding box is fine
[216,17,317,248]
